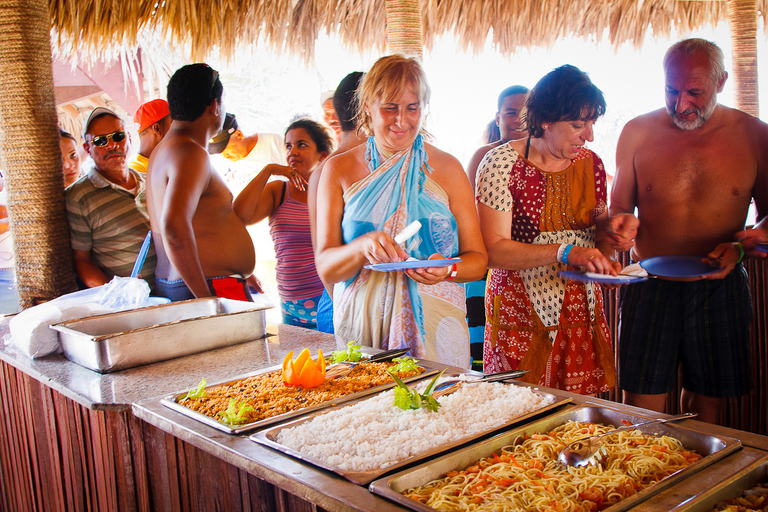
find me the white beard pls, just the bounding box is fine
[667,95,717,131]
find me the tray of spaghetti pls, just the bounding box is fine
[370,405,741,511]
[161,351,436,435]
[250,378,569,485]
[675,456,768,511]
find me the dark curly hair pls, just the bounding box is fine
[524,65,605,139]
[167,63,223,122]
[285,118,334,155]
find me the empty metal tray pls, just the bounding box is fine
[52,297,271,372]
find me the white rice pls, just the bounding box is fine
[274,380,555,473]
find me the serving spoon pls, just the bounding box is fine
[325,348,410,379]
[557,412,698,468]
[431,370,530,397]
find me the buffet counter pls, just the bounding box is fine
[1,320,767,511]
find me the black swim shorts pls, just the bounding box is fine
[618,266,752,398]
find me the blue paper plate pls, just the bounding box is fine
[364,258,462,272]
[639,255,720,278]
[559,271,647,285]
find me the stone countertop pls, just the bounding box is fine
[0,319,340,411]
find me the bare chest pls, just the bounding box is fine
[634,132,756,207]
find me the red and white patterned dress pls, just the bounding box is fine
[476,143,615,394]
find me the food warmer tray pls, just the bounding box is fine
[673,456,768,511]
[250,381,571,485]
[161,357,441,435]
[370,405,742,511]
[51,297,271,373]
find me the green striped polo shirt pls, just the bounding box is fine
[65,168,156,289]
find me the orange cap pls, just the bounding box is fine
[133,99,170,133]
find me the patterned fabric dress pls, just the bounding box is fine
[476,143,615,394]
[333,135,471,369]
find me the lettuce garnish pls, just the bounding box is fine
[388,356,421,374]
[219,398,255,425]
[389,369,443,412]
[184,378,207,399]
[330,341,363,363]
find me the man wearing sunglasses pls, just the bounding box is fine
[146,63,255,302]
[65,107,156,290]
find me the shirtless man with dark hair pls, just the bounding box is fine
[147,63,255,301]
[609,38,768,424]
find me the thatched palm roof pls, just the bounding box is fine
[49,0,768,63]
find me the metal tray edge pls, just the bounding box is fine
[250,383,572,485]
[674,456,768,511]
[368,404,742,512]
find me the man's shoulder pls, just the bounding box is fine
[65,173,97,199]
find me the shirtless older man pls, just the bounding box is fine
[147,64,255,301]
[609,38,768,424]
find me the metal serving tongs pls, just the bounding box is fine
[557,412,698,468]
[431,369,530,398]
[325,348,410,379]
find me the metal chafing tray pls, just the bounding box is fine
[250,381,570,485]
[161,359,440,435]
[370,405,742,511]
[674,456,768,511]
[51,297,271,373]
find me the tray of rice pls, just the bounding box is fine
[161,352,437,435]
[250,377,569,485]
[674,456,768,511]
[369,405,742,511]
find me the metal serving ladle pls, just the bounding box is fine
[325,348,410,379]
[431,370,530,398]
[557,412,698,468]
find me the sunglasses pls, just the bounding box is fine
[210,70,219,100]
[88,130,127,147]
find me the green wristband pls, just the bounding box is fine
[734,242,744,264]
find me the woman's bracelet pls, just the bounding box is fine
[733,242,745,264]
[558,244,575,265]
[446,263,458,281]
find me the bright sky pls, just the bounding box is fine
[208,21,767,176]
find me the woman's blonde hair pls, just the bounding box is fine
[356,55,431,137]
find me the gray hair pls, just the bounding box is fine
[663,38,726,83]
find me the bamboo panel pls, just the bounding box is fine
[0,361,328,512]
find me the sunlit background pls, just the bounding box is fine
[158,22,767,320]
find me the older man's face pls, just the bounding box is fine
[84,115,130,174]
[664,51,724,130]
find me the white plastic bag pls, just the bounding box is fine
[9,276,151,358]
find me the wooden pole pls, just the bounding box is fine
[385,0,424,59]
[727,0,759,116]
[0,0,77,307]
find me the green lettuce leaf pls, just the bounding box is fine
[219,399,254,425]
[184,378,207,399]
[389,356,421,374]
[330,341,363,363]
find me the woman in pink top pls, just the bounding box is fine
[234,118,334,328]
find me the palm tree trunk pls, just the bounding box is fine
[386,0,424,59]
[0,0,77,307]
[727,0,759,117]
